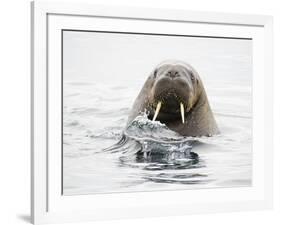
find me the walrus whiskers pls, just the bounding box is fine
[152,101,162,121]
[180,102,185,124]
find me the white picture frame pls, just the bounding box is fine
[31,1,273,224]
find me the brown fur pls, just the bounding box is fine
[127,60,219,137]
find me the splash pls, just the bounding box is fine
[104,114,199,167]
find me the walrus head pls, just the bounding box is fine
[147,60,203,124]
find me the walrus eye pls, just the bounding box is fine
[153,69,158,78]
[190,74,195,82]
[190,72,198,84]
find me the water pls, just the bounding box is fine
[63,31,252,195]
[63,80,252,195]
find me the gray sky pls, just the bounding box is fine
[63,31,252,86]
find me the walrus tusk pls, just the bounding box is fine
[180,102,185,124]
[152,101,162,121]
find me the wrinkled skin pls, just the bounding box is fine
[127,60,219,137]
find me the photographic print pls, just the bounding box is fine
[62,30,252,195]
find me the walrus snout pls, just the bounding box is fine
[152,76,191,104]
[150,76,193,124]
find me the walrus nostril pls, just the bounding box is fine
[166,70,179,79]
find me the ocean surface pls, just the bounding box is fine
[63,78,252,195]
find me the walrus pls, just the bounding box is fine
[127,60,219,137]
